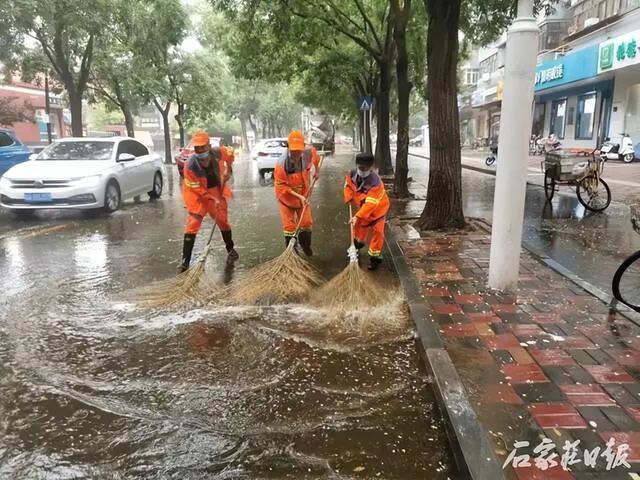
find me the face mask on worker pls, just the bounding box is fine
[358,167,372,178]
[196,151,209,160]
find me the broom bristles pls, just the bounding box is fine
[311,261,391,311]
[227,242,321,305]
[129,261,220,309]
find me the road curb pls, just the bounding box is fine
[405,149,499,177]
[385,226,506,480]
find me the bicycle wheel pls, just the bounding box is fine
[613,250,640,312]
[544,169,556,202]
[577,176,611,212]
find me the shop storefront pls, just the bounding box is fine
[533,44,609,150]
[598,28,640,145]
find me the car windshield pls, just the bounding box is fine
[38,141,114,161]
[264,140,287,148]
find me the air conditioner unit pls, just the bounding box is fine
[584,17,600,28]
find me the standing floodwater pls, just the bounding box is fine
[0,149,454,478]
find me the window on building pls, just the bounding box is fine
[606,0,620,16]
[550,99,567,139]
[576,92,596,139]
[465,69,479,85]
[480,54,498,76]
[532,103,546,137]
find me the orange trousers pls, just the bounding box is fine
[185,190,230,234]
[278,202,312,237]
[354,216,385,258]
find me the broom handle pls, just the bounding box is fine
[198,171,227,263]
[349,204,355,246]
[293,154,324,238]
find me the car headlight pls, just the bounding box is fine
[72,175,102,187]
[0,176,11,189]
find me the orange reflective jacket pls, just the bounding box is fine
[343,169,390,221]
[212,146,234,198]
[274,146,320,208]
[182,155,211,211]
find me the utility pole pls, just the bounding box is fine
[44,72,53,144]
[488,0,539,290]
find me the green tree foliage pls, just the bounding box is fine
[0,97,32,126]
[0,0,113,136]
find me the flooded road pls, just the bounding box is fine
[0,150,454,479]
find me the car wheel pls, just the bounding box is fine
[148,171,163,199]
[103,180,121,213]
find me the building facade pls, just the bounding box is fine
[462,0,640,151]
[0,79,69,146]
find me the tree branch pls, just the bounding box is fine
[78,34,95,92]
[353,0,382,49]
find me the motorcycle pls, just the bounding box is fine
[485,142,498,166]
[600,133,636,163]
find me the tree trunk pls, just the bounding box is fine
[262,119,267,139]
[374,60,393,175]
[122,103,135,137]
[248,114,258,142]
[68,89,84,137]
[393,1,412,198]
[154,100,172,164]
[176,102,186,148]
[364,109,373,154]
[416,0,465,230]
[239,114,250,151]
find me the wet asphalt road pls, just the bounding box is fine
[404,153,640,297]
[0,150,454,479]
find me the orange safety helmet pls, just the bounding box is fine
[287,130,305,151]
[192,131,210,147]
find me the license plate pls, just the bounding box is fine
[24,192,52,203]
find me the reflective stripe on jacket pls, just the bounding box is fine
[274,146,320,208]
[343,169,390,221]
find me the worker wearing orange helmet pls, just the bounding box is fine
[180,131,238,272]
[273,130,321,255]
[343,152,390,270]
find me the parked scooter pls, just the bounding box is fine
[485,142,498,166]
[600,133,636,163]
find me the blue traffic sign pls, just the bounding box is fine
[356,96,374,111]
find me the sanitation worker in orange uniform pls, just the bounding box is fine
[274,130,320,256]
[343,152,390,270]
[180,132,238,272]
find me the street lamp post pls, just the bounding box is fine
[488,0,539,290]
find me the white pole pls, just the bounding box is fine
[488,0,539,290]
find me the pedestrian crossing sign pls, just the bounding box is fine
[356,96,374,111]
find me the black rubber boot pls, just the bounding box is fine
[221,230,239,260]
[368,256,383,271]
[180,233,196,272]
[298,230,313,256]
[354,240,365,251]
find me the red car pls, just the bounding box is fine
[175,137,222,177]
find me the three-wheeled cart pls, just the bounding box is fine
[542,151,611,212]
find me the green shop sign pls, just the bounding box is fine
[598,28,640,73]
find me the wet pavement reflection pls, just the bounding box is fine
[405,154,640,296]
[0,150,454,478]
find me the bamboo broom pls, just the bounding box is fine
[226,157,324,305]
[311,204,390,311]
[130,223,220,309]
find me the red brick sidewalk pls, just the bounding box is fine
[394,219,640,480]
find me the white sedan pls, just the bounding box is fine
[0,137,165,215]
[256,138,287,179]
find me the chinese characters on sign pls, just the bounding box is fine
[535,64,564,86]
[503,437,631,472]
[599,29,640,73]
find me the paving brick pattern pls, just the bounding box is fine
[395,221,640,479]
